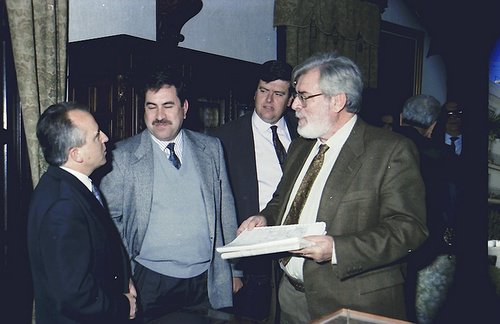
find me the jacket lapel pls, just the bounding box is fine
[317,120,366,224]
[183,130,216,235]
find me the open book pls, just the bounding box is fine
[217,222,326,259]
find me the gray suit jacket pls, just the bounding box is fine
[261,119,428,320]
[100,129,238,309]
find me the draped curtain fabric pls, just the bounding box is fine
[5,0,68,187]
[274,0,381,88]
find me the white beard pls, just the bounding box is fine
[297,111,331,139]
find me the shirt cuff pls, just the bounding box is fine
[331,238,337,264]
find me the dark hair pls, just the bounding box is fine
[259,60,293,83]
[36,102,88,166]
[142,67,189,104]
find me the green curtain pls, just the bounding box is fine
[5,0,68,187]
[275,0,381,88]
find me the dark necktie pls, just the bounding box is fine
[281,144,329,266]
[92,183,104,206]
[167,142,181,169]
[450,136,458,155]
[271,125,287,169]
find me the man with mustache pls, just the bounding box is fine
[100,68,241,323]
[238,52,428,323]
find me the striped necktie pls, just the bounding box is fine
[167,142,181,169]
[92,183,104,206]
[271,125,287,170]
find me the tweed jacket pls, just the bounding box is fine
[261,118,429,320]
[100,129,238,309]
[28,166,130,323]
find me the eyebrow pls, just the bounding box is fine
[145,100,176,106]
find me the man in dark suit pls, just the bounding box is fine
[239,53,428,323]
[211,60,298,321]
[100,68,241,323]
[398,94,456,323]
[28,102,137,323]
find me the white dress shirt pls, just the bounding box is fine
[60,166,93,192]
[252,111,292,211]
[282,115,357,281]
[150,130,185,163]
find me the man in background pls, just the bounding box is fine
[239,52,428,323]
[100,68,241,323]
[398,94,455,323]
[212,60,298,321]
[28,102,136,323]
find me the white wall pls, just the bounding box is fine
[68,0,445,100]
[69,0,155,42]
[180,0,276,64]
[69,0,276,64]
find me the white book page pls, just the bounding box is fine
[217,222,326,254]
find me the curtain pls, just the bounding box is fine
[274,0,381,88]
[5,0,68,187]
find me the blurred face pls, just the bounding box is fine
[69,110,109,174]
[444,101,462,134]
[381,114,393,131]
[144,85,188,141]
[254,79,291,124]
[291,68,335,141]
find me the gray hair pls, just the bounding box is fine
[292,52,364,113]
[402,94,441,128]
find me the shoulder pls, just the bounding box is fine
[184,129,222,147]
[214,114,251,135]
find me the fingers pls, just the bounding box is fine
[237,215,267,235]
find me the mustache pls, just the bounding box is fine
[153,119,172,126]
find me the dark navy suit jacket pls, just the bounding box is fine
[28,166,130,323]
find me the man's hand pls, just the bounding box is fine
[290,235,334,263]
[232,277,243,293]
[125,279,137,320]
[237,215,267,235]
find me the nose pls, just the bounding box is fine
[266,92,273,102]
[291,96,301,111]
[101,132,109,143]
[155,107,166,120]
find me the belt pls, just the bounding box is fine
[285,274,305,293]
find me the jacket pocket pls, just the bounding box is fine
[356,266,404,295]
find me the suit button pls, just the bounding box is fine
[114,276,118,280]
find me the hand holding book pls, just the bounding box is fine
[217,222,326,259]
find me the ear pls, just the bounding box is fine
[182,99,189,119]
[68,147,83,164]
[331,93,347,113]
[287,95,293,107]
[425,121,437,139]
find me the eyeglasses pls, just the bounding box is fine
[292,92,323,107]
[447,109,463,118]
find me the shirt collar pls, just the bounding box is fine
[251,110,287,133]
[150,129,184,152]
[321,115,357,148]
[60,166,93,191]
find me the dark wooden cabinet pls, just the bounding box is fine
[68,35,260,142]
